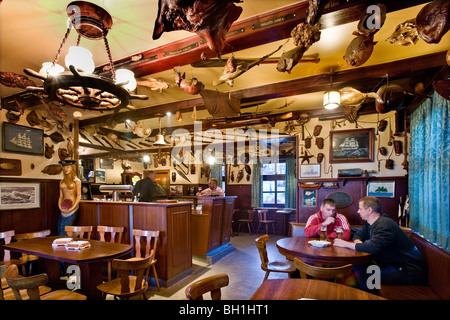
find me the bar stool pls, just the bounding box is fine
[257,210,276,234]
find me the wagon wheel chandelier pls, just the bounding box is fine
[23,1,148,112]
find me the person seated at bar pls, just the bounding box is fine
[196,178,224,196]
[132,170,165,202]
[304,198,351,240]
[334,196,427,291]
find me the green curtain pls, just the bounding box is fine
[285,157,296,209]
[409,90,450,251]
[210,164,222,187]
[251,161,262,208]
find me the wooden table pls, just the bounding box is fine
[4,236,132,300]
[250,279,385,300]
[276,236,372,266]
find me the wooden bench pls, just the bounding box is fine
[379,232,450,300]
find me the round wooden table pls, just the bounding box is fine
[276,236,372,266]
[250,279,385,300]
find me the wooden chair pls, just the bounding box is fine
[96,255,152,300]
[97,226,125,280]
[185,273,229,300]
[257,210,276,234]
[4,264,86,300]
[0,264,51,300]
[132,229,160,290]
[0,230,26,275]
[14,229,51,275]
[289,222,306,237]
[294,258,354,283]
[238,209,255,234]
[255,234,296,281]
[64,226,93,239]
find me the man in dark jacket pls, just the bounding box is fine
[334,196,427,291]
[132,171,165,202]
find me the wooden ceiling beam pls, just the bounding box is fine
[97,0,429,78]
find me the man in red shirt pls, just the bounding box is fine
[304,198,351,240]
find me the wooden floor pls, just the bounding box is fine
[108,233,289,300]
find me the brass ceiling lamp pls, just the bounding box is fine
[323,70,340,110]
[153,113,167,146]
[23,1,147,111]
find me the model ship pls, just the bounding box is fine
[10,133,32,149]
[339,138,359,150]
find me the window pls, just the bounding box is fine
[261,161,286,207]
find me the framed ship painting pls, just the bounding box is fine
[0,182,41,210]
[2,123,44,155]
[330,128,374,163]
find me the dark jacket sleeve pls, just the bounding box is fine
[354,220,394,254]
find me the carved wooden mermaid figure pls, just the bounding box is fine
[57,160,81,235]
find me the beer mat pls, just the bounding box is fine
[308,240,331,248]
[52,237,73,247]
[65,240,91,250]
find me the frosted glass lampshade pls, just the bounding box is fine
[65,46,95,73]
[115,69,137,91]
[39,62,64,77]
[323,90,340,109]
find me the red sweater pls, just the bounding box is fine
[304,211,351,240]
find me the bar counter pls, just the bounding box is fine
[78,200,192,287]
[190,196,236,261]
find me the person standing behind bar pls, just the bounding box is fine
[58,160,81,235]
[196,178,224,196]
[334,196,427,291]
[133,170,165,202]
[304,198,351,240]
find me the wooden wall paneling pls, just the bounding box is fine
[222,197,236,243]
[133,205,168,280]
[208,200,224,252]
[166,205,192,279]
[97,203,131,244]
[0,178,60,235]
[191,213,210,256]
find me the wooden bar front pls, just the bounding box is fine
[78,201,192,286]
[191,196,236,257]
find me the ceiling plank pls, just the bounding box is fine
[80,51,447,127]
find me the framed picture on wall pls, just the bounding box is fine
[367,181,395,198]
[330,128,374,163]
[302,189,317,207]
[0,182,40,210]
[2,122,44,155]
[300,164,321,178]
[95,169,106,184]
[170,185,183,196]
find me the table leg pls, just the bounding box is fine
[79,261,104,300]
[43,259,63,289]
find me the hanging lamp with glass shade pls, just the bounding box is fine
[323,71,340,110]
[23,1,147,111]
